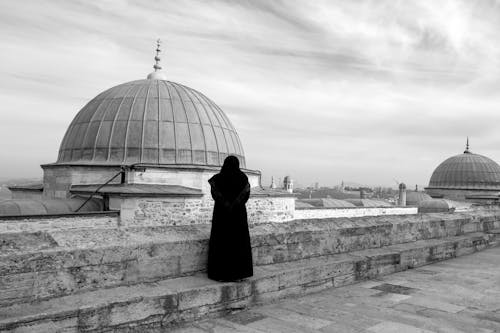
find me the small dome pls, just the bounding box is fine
[428,151,500,190]
[57,79,245,167]
[0,198,102,216]
[406,191,432,206]
[418,199,451,213]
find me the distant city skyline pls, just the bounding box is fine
[1,0,500,186]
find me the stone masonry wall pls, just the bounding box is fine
[0,213,119,234]
[119,196,295,227]
[426,188,500,201]
[294,207,418,219]
[42,165,121,199]
[1,210,499,306]
[127,168,261,196]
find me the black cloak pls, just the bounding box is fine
[207,156,253,281]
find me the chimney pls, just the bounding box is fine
[398,183,407,206]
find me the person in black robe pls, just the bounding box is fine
[207,155,253,282]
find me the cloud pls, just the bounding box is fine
[0,0,500,187]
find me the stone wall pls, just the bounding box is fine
[9,189,43,201]
[118,195,295,227]
[42,165,121,199]
[0,212,119,233]
[0,210,499,306]
[42,164,261,199]
[425,188,500,201]
[127,167,261,195]
[294,206,418,219]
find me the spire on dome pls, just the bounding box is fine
[153,39,162,71]
[464,137,470,154]
[147,39,167,80]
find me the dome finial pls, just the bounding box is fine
[153,38,162,72]
[147,38,167,80]
[464,137,470,154]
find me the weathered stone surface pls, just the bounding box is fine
[0,213,118,234]
[294,207,417,219]
[119,196,295,227]
[0,231,497,332]
[0,211,499,307]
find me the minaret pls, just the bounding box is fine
[464,137,470,154]
[270,176,276,189]
[398,183,407,206]
[283,176,293,193]
[147,39,167,80]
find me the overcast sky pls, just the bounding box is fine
[1,0,500,187]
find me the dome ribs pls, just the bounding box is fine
[139,82,154,163]
[169,83,194,164]
[92,85,133,161]
[198,91,243,164]
[159,80,176,164]
[104,83,136,163]
[55,79,246,168]
[62,87,114,162]
[195,91,231,163]
[123,83,147,164]
[78,87,117,162]
[165,82,191,164]
[156,80,161,164]
[181,83,221,166]
[428,152,500,190]
[177,83,209,166]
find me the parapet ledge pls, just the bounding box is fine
[0,210,120,221]
[249,186,296,198]
[7,183,43,191]
[295,205,400,210]
[70,183,203,198]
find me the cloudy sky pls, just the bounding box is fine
[1,0,500,187]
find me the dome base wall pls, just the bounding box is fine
[425,187,500,202]
[41,164,261,199]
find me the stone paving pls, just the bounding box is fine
[171,247,500,333]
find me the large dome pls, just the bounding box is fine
[427,148,500,190]
[56,79,245,167]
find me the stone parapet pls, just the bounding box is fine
[0,212,119,234]
[0,210,499,307]
[294,206,417,219]
[0,231,497,332]
[119,195,295,227]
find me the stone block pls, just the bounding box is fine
[8,317,78,333]
[252,275,280,294]
[108,298,166,327]
[399,248,431,269]
[178,285,224,310]
[123,256,180,283]
[333,273,356,287]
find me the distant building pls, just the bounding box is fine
[283,176,293,193]
[398,183,406,206]
[425,139,500,201]
[5,40,267,215]
[405,191,431,206]
[270,176,276,189]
